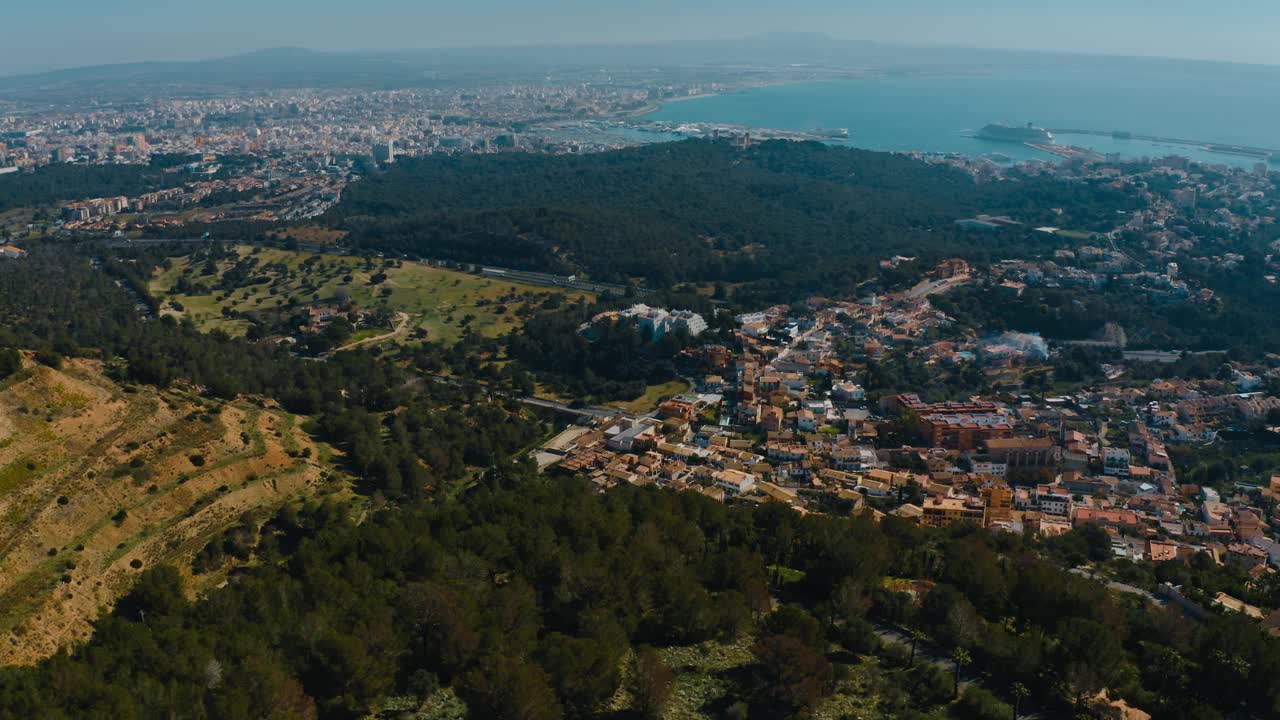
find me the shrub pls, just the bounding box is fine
[839,617,882,655]
[950,686,1013,720]
[34,351,63,369]
[0,347,22,379]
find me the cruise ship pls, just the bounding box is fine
[976,123,1054,144]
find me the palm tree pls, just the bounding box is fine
[1011,682,1029,719]
[908,628,926,667]
[951,647,971,698]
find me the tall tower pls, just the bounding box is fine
[373,139,396,164]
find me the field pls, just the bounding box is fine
[609,379,693,414]
[272,225,348,245]
[0,355,344,664]
[0,208,35,238]
[148,245,592,345]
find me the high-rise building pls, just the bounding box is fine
[373,139,396,164]
[1172,187,1197,210]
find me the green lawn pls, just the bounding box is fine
[149,246,592,345]
[610,380,692,414]
[0,209,38,239]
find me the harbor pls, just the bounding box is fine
[639,71,1280,169]
[1049,128,1280,163]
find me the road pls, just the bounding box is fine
[872,623,978,688]
[872,622,1051,718]
[773,323,823,364]
[904,273,971,300]
[480,266,636,297]
[515,394,618,419]
[1069,568,1164,606]
[419,371,618,419]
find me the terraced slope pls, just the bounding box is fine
[0,355,342,664]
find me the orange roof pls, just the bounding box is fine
[1146,541,1178,562]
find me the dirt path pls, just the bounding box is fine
[333,311,410,352]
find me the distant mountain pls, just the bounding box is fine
[0,47,445,101]
[0,35,882,97]
[3,34,1278,103]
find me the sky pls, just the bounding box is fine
[3,0,1277,75]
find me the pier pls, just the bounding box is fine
[1048,128,1279,160]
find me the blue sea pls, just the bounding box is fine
[643,65,1280,168]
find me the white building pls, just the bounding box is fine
[970,458,1008,478]
[609,305,708,340]
[832,382,866,402]
[714,469,757,497]
[1034,484,1072,516]
[1103,447,1131,478]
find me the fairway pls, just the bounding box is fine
[149,245,592,345]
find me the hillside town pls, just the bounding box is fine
[538,252,1280,628]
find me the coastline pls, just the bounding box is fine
[603,73,1278,169]
[614,71,881,121]
[614,88,748,121]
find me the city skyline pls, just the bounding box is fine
[4,0,1280,76]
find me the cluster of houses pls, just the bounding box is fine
[541,260,1280,628]
[59,176,277,228]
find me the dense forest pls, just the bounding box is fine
[0,163,188,212]
[2,470,1279,720]
[324,140,1140,301]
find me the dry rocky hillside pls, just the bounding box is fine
[0,355,342,665]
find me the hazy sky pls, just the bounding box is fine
[3,0,1276,75]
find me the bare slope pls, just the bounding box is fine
[0,355,342,665]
